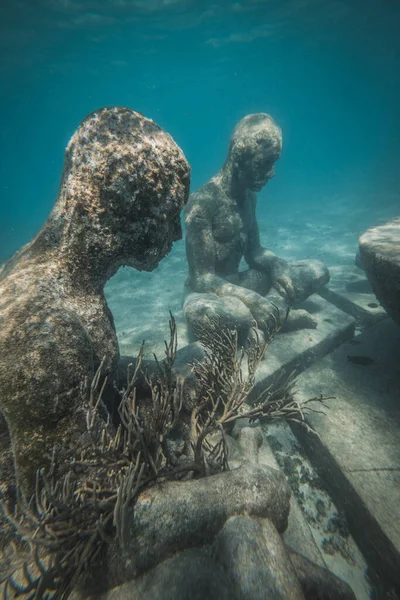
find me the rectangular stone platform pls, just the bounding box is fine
[248,294,355,402]
[318,265,387,325]
[290,318,400,593]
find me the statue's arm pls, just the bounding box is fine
[244,195,282,271]
[244,196,295,303]
[185,195,229,293]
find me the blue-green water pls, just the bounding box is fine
[0,0,399,264]
[1,5,400,598]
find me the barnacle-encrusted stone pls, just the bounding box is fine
[359,218,400,326]
[0,107,190,498]
[183,113,329,345]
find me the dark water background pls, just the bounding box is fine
[0,0,399,265]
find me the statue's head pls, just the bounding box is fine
[50,107,190,276]
[227,114,282,191]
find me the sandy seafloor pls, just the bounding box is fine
[105,191,400,359]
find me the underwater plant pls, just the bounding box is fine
[188,308,331,474]
[0,313,330,599]
[0,316,182,599]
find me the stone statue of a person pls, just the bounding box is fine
[183,114,329,344]
[0,107,190,498]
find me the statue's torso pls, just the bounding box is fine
[209,184,254,277]
[0,258,119,396]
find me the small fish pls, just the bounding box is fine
[347,355,375,366]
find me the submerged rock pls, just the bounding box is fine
[359,217,400,326]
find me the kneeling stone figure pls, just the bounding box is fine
[183,113,329,344]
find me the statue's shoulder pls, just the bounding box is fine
[184,180,218,222]
[0,240,33,282]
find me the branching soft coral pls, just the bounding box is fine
[0,312,331,599]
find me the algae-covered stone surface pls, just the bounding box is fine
[292,318,400,592]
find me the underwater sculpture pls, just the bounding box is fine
[0,310,355,598]
[184,113,330,344]
[0,110,355,600]
[0,106,190,498]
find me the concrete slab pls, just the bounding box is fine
[290,319,400,593]
[318,265,387,325]
[262,422,371,600]
[248,294,355,402]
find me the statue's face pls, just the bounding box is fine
[104,158,190,272]
[239,141,280,192]
[64,106,191,274]
[122,209,185,272]
[229,114,282,193]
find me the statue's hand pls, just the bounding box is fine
[271,259,295,304]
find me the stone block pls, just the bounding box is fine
[359,218,400,326]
